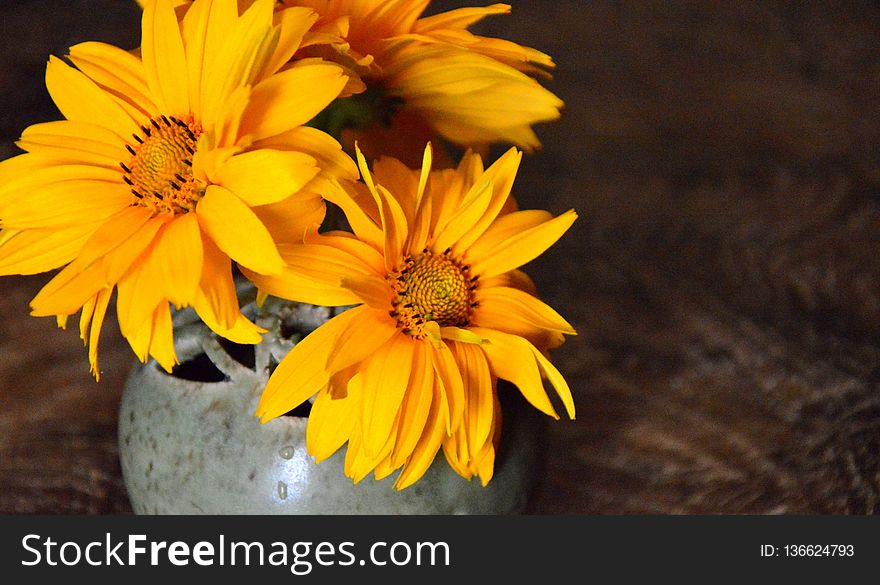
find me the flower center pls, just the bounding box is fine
[120,115,204,215]
[388,250,478,338]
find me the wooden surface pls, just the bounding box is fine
[1,0,879,514]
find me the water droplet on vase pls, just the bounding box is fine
[277,481,288,500]
[279,446,295,459]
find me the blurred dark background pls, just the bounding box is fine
[1,0,879,513]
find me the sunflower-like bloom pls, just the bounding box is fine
[289,0,564,164]
[140,0,564,166]
[0,0,356,377]
[246,144,576,488]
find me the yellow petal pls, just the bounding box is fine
[473,286,576,336]
[45,56,139,138]
[372,180,410,269]
[426,166,469,237]
[115,243,166,338]
[373,453,404,482]
[251,193,325,247]
[306,389,360,463]
[0,153,53,187]
[152,213,204,306]
[415,5,510,32]
[256,307,363,422]
[395,383,447,490]
[340,274,392,309]
[439,326,484,345]
[211,85,252,149]
[391,343,435,467]
[481,268,538,296]
[325,307,398,375]
[1,164,129,230]
[469,392,500,484]
[196,185,283,275]
[194,144,239,185]
[191,0,237,120]
[200,0,277,128]
[345,414,398,484]
[451,341,494,459]
[124,300,158,364]
[468,209,577,278]
[67,41,158,118]
[245,266,362,307]
[100,216,169,284]
[192,235,239,330]
[415,142,433,210]
[342,417,366,480]
[320,180,384,249]
[454,147,522,250]
[179,0,212,114]
[355,145,408,270]
[1,180,129,231]
[141,0,191,116]
[79,293,98,344]
[465,209,551,258]
[74,206,154,271]
[193,230,266,344]
[304,230,386,275]
[262,6,318,79]
[148,301,178,373]
[386,45,562,149]
[252,126,358,182]
[240,61,348,142]
[407,143,434,253]
[87,287,113,380]
[124,300,177,371]
[216,149,319,207]
[529,345,576,420]
[30,264,108,318]
[476,445,496,486]
[18,120,131,170]
[371,155,420,221]
[244,239,376,306]
[0,226,93,276]
[275,238,378,283]
[473,328,559,419]
[360,334,414,457]
[431,178,492,254]
[441,412,475,478]
[194,292,265,344]
[430,340,465,432]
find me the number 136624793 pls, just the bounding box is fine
[761,545,854,557]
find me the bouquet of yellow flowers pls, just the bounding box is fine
[0,0,575,494]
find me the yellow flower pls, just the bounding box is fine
[246,143,576,488]
[0,0,356,378]
[287,0,564,164]
[140,0,564,166]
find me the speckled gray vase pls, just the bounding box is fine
[118,297,544,514]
